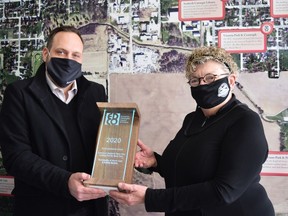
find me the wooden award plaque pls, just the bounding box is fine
[84,102,140,191]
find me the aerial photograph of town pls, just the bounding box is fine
[0,0,288,215]
[1,0,287,145]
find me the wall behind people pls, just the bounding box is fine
[0,1,288,215]
[109,72,288,216]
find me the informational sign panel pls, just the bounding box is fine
[178,0,225,21]
[218,29,267,53]
[270,0,288,18]
[0,176,14,196]
[261,151,288,176]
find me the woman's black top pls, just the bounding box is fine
[145,95,275,216]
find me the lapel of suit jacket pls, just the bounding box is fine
[28,63,70,144]
[74,76,92,150]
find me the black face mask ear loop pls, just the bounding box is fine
[223,62,231,73]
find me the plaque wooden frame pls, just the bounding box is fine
[84,102,140,192]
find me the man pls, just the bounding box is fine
[0,26,108,216]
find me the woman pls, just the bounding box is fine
[109,46,275,216]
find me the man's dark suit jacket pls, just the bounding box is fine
[0,63,108,216]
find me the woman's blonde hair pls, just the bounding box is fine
[185,46,239,80]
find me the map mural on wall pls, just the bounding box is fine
[0,0,288,215]
[0,0,287,152]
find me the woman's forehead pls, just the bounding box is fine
[194,61,225,73]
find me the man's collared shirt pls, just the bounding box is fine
[46,72,78,104]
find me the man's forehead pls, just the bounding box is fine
[53,32,82,44]
[51,32,83,51]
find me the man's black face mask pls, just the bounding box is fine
[47,57,82,88]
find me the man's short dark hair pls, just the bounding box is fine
[46,26,84,49]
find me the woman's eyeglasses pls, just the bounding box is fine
[188,73,230,87]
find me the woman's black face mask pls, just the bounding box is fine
[190,77,230,109]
